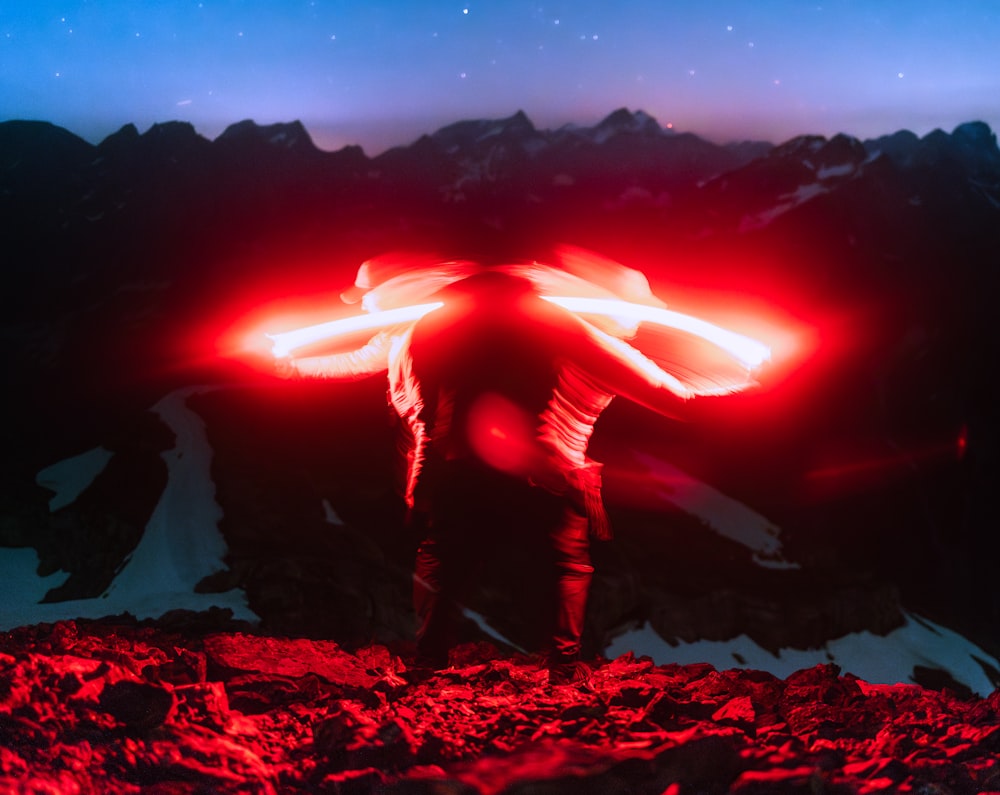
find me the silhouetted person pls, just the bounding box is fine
[391,271,690,680]
[279,255,714,681]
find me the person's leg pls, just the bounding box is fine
[413,461,495,667]
[549,503,593,664]
[413,534,456,668]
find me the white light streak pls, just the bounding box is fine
[543,296,771,370]
[266,302,443,358]
[267,296,770,373]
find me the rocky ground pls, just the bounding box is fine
[2,618,999,794]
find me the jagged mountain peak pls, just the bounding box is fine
[125,122,212,164]
[96,123,141,153]
[429,110,541,153]
[769,133,829,160]
[863,128,921,161]
[917,120,998,152]
[950,121,1000,169]
[952,120,996,148]
[0,119,95,168]
[908,120,1000,176]
[594,107,663,138]
[504,108,535,130]
[142,120,203,143]
[757,132,867,174]
[0,120,97,189]
[818,133,867,166]
[0,118,92,145]
[215,119,319,153]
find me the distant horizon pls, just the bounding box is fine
[5,3,996,160]
[5,108,995,158]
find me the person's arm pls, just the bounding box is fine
[574,321,694,421]
[279,329,396,380]
[387,329,441,517]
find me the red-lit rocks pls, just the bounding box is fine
[1,620,998,793]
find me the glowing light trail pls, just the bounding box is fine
[266,301,443,358]
[543,296,771,370]
[267,296,770,370]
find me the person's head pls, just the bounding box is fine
[440,269,536,299]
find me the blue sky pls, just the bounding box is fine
[2,1,998,153]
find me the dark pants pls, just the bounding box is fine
[412,461,593,666]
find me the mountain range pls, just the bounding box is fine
[2,108,999,696]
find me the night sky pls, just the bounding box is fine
[3,1,999,155]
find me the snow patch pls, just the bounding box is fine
[970,178,1000,209]
[462,607,527,653]
[323,499,346,526]
[816,162,855,180]
[607,611,999,697]
[0,548,70,609]
[787,182,828,203]
[35,446,114,511]
[631,452,797,568]
[101,387,252,616]
[738,160,860,232]
[2,387,258,631]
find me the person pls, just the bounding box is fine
[277,252,752,683]
[389,270,692,681]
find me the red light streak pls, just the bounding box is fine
[803,432,967,498]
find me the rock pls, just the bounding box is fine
[98,680,175,732]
